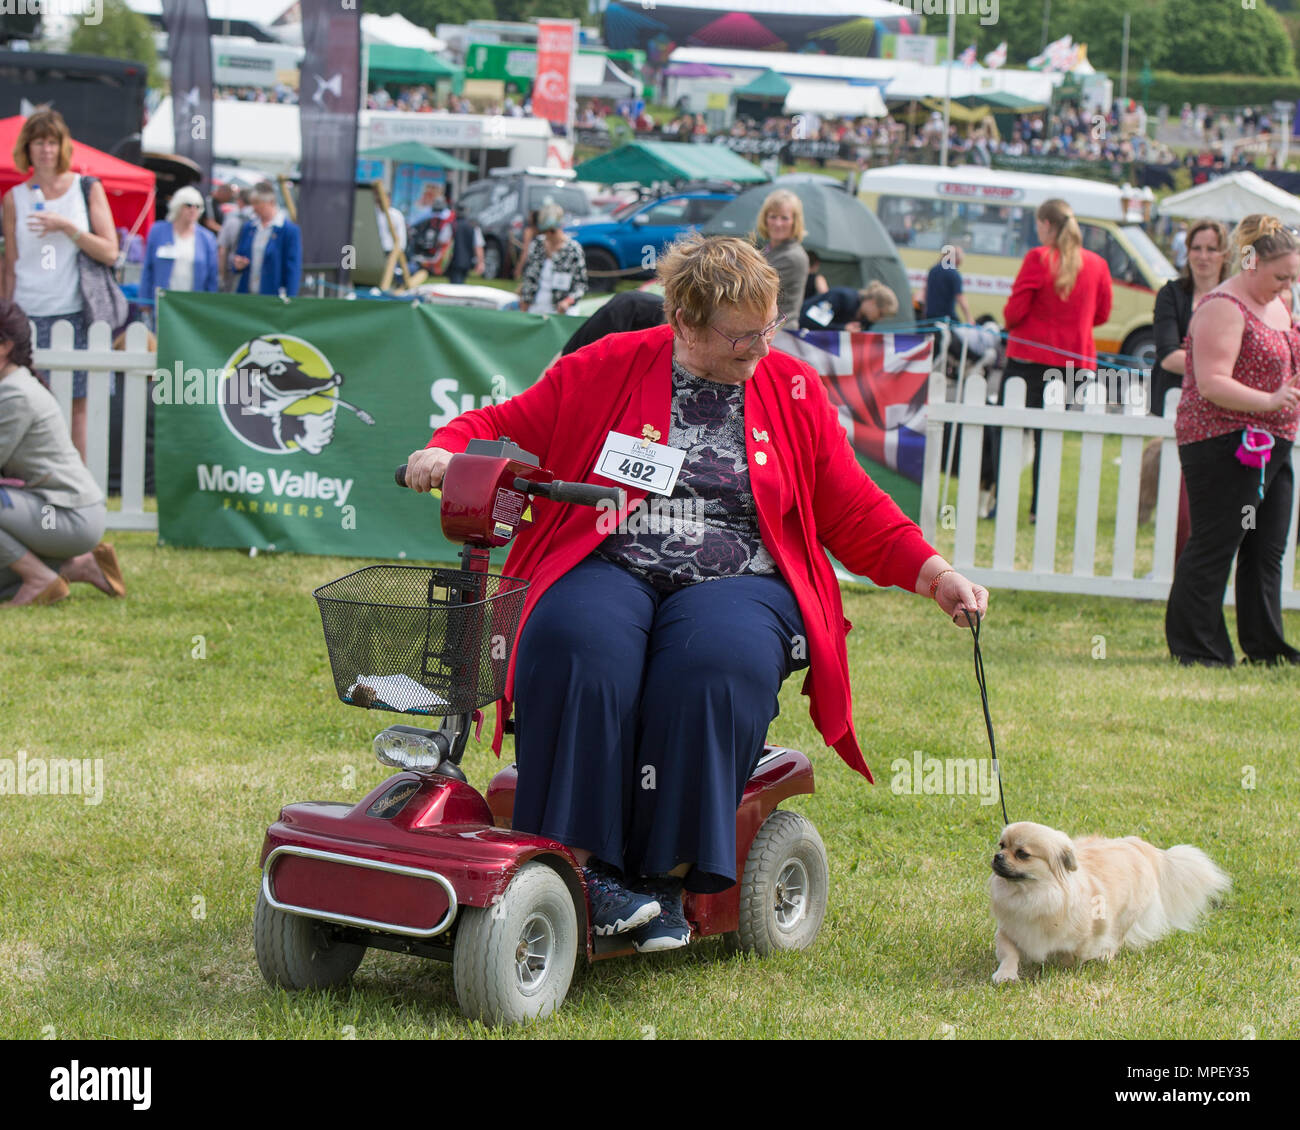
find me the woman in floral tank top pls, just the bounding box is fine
[1166,214,1300,666]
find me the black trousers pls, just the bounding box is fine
[990,360,1055,510]
[1165,432,1299,666]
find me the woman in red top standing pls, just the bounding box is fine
[1003,199,1113,518]
[1166,215,1300,666]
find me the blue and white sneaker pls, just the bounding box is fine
[631,879,691,953]
[582,866,660,936]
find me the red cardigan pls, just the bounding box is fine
[1003,245,1113,369]
[427,323,939,781]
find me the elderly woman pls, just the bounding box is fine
[139,185,220,310]
[756,189,809,325]
[1,109,120,462]
[517,203,587,315]
[404,235,987,951]
[1166,215,1300,666]
[0,299,125,606]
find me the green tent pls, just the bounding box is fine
[358,142,475,172]
[917,98,993,125]
[702,182,913,328]
[367,44,462,87]
[574,141,769,186]
[954,90,1047,112]
[733,68,791,99]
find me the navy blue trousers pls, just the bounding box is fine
[512,557,808,893]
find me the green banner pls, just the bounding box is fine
[154,292,578,559]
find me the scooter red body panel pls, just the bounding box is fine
[260,771,583,941]
[485,746,816,939]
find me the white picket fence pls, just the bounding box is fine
[30,319,1300,609]
[920,369,1300,609]
[33,317,157,532]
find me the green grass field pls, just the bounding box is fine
[1,530,1297,1040]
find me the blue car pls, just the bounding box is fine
[567,190,736,292]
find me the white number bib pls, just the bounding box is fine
[805,300,833,327]
[594,430,684,496]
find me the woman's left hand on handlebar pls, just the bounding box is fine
[934,571,989,626]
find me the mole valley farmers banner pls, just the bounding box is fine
[153,292,577,559]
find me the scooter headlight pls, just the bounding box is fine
[374,726,444,772]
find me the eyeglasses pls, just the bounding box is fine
[709,314,787,353]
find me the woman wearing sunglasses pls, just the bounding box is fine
[404,234,987,952]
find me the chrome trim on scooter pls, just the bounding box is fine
[755,747,791,769]
[263,845,459,938]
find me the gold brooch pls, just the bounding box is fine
[752,428,770,442]
[642,425,662,443]
[755,451,768,466]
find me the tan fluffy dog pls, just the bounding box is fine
[989,821,1230,984]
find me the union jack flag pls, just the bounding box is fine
[777,329,933,484]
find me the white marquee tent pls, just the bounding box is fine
[1157,170,1300,227]
[783,82,887,120]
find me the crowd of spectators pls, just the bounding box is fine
[213,84,298,104]
[207,78,1287,186]
[363,86,538,117]
[1178,102,1281,145]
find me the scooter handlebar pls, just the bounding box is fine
[517,477,624,510]
[395,462,624,512]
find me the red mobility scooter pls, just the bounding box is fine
[254,439,830,1024]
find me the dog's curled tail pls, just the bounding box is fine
[1159,845,1231,933]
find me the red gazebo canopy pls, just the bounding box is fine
[0,116,155,239]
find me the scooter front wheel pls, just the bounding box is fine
[452,861,578,1026]
[734,810,829,955]
[254,888,366,990]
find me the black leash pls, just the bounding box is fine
[962,607,1010,827]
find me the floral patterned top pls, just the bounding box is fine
[597,355,777,590]
[517,235,588,312]
[1177,292,1300,445]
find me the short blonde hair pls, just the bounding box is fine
[658,233,779,331]
[756,189,806,243]
[14,109,74,175]
[861,281,898,318]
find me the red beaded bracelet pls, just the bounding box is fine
[928,569,955,599]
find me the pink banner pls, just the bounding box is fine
[533,19,577,137]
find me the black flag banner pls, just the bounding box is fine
[299,0,362,273]
[161,0,213,192]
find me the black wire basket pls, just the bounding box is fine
[313,566,529,715]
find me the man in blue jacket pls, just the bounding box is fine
[231,182,301,297]
[799,282,898,332]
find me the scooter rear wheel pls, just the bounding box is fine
[735,810,829,955]
[254,888,366,990]
[452,861,578,1025]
